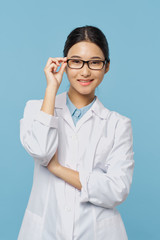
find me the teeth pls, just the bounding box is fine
[79,80,91,82]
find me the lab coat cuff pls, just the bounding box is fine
[79,170,91,203]
[34,111,59,128]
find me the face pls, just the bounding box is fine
[65,41,110,98]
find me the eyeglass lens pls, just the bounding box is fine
[68,59,104,70]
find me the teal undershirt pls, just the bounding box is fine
[66,92,96,126]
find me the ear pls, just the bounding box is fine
[104,61,110,74]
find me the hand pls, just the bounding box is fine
[47,150,61,173]
[44,57,67,90]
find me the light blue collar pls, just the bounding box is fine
[66,92,96,120]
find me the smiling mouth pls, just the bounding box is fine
[77,79,94,82]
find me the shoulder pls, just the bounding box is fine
[95,99,132,139]
[106,108,132,134]
[108,111,132,137]
[22,92,66,116]
[23,91,65,110]
[95,97,131,124]
[23,99,43,115]
[25,99,43,107]
[109,110,131,124]
[99,106,133,142]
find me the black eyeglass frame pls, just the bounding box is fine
[66,59,109,70]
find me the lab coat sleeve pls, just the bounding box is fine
[20,100,59,166]
[79,117,134,209]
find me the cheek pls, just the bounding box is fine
[95,72,105,81]
[66,69,78,81]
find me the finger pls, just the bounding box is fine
[45,58,59,68]
[45,58,67,73]
[55,57,67,62]
[46,57,67,67]
[44,63,57,72]
[52,58,67,73]
[58,61,67,75]
[52,58,67,66]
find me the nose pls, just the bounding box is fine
[80,62,91,77]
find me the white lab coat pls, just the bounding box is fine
[18,91,134,240]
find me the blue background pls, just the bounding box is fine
[0,0,160,239]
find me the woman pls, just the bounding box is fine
[18,25,134,240]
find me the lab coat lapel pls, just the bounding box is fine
[85,117,104,172]
[55,92,94,132]
[55,91,110,172]
[55,91,109,133]
[75,110,93,132]
[80,98,110,172]
[55,92,76,130]
[76,96,109,131]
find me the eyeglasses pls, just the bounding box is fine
[66,59,106,70]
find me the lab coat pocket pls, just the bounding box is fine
[96,213,128,240]
[18,209,43,240]
[96,136,113,156]
[94,137,113,170]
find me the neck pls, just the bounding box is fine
[68,88,95,109]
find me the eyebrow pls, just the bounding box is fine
[70,55,102,59]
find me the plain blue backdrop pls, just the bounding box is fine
[0,0,160,239]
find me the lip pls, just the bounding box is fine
[77,79,94,86]
[78,79,93,81]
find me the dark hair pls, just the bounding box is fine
[63,25,110,65]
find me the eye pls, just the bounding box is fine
[90,61,101,65]
[71,59,81,64]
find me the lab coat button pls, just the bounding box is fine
[65,206,71,212]
[71,134,77,140]
[74,109,81,118]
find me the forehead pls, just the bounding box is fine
[67,41,104,59]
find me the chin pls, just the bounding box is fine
[69,83,96,97]
[78,88,95,96]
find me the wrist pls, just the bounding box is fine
[46,85,58,96]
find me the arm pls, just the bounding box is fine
[20,57,67,166]
[41,57,67,115]
[47,117,134,210]
[56,166,82,190]
[78,117,134,208]
[47,151,82,190]
[20,100,59,166]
